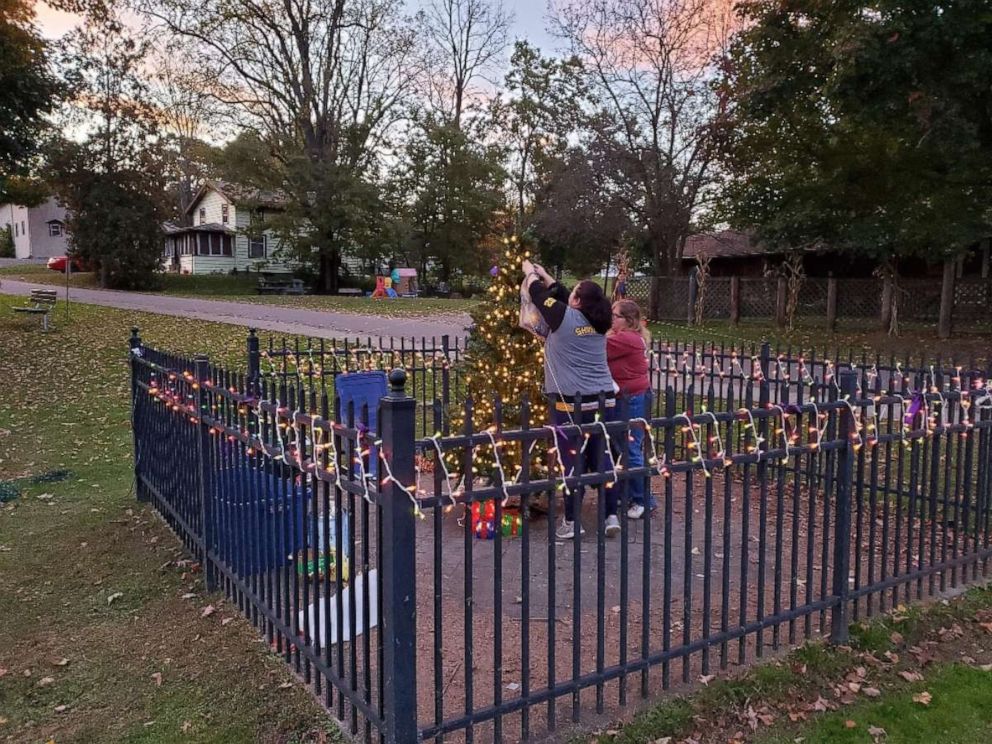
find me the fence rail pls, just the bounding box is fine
[131,328,992,743]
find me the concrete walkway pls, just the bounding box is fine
[0,279,471,340]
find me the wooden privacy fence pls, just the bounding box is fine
[131,328,992,743]
[626,275,992,329]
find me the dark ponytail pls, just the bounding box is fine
[574,280,612,334]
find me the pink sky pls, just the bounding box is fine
[34,1,82,39]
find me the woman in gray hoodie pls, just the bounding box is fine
[522,259,619,539]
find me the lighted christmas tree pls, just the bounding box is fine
[448,235,548,474]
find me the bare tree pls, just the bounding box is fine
[418,0,512,129]
[551,0,735,315]
[137,0,420,291]
[781,251,805,331]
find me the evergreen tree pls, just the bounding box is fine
[450,235,547,473]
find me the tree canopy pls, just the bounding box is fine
[720,0,992,262]
[0,0,59,204]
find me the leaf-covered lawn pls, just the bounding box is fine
[0,297,337,743]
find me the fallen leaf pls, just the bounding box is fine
[54,658,69,667]
[848,682,861,693]
[181,720,193,733]
[55,705,68,713]
[201,605,216,618]
[863,687,881,697]
[899,670,924,683]
[38,676,55,686]
[699,674,715,686]
[651,738,671,744]
[868,725,887,738]
[889,631,904,645]
[844,719,857,728]
[221,617,233,626]
[277,681,292,689]
[980,664,992,672]
[107,592,123,605]
[912,691,932,706]
[151,672,163,686]
[181,593,196,600]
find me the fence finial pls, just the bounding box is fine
[389,367,407,395]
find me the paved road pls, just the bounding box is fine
[0,279,471,340]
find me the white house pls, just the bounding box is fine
[0,197,70,259]
[162,180,295,274]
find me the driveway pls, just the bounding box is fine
[0,279,471,340]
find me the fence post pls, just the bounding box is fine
[826,273,837,333]
[441,334,451,407]
[759,342,771,405]
[194,354,216,592]
[729,276,740,326]
[830,370,858,644]
[129,328,149,503]
[939,259,955,339]
[247,328,260,395]
[687,269,698,325]
[379,368,419,743]
[775,276,787,329]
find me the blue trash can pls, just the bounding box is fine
[335,371,387,479]
[212,467,306,576]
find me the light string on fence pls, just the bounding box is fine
[738,407,766,461]
[375,441,424,519]
[768,404,792,463]
[483,429,513,506]
[676,413,711,477]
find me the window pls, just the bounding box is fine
[223,234,233,256]
[48,221,64,237]
[21,221,25,235]
[14,223,18,237]
[249,234,266,259]
[199,233,210,255]
[199,207,206,225]
[221,204,229,224]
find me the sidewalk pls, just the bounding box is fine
[0,279,471,340]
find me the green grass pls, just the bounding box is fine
[756,664,992,743]
[1,266,480,317]
[0,296,339,743]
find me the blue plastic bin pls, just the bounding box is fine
[335,371,387,479]
[212,467,352,578]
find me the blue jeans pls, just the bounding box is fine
[550,402,618,522]
[626,392,658,509]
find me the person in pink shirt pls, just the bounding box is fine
[607,300,657,518]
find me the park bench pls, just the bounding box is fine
[256,276,306,295]
[13,289,58,331]
[337,288,363,297]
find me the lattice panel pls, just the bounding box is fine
[796,278,829,318]
[953,279,991,321]
[836,279,882,318]
[898,279,942,322]
[699,277,732,319]
[739,278,776,318]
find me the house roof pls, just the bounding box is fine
[164,222,235,235]
[682,230,776,262]
[185,180,289,216]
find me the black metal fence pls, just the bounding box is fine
[130,328,992,743]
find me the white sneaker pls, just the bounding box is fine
[556,519,584,539]
[627,504,646,520]
[605,514,621,537]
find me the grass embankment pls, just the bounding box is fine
[591,588,992,744]
[0,296,337,743]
